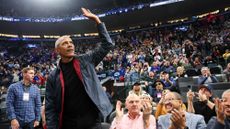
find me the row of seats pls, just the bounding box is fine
[186,66,223,77]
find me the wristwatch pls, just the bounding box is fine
[184,126,189,129]
[203,100,208,104]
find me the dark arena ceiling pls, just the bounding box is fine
[0,0,157,17]
[0,0,229,35]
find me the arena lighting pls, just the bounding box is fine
[44,35,60,38]
[84,33,98,36]
[0,33,18,38]
[225,7,230,11]
[30,0,66,5]
[150,0,184,7]
[196,10,219,18]
[72,34,82,37]
[167,17,188,23]
[22,35,41,38]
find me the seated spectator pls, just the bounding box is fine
[161,61,175,75]
[223,63,230,82]
[150,62,160,73]
[103,86,113,103]
[204,56,217,67]
[187,85,216,123]
[129,82,146,96]
[129,63,141,83]
[110,94,156,129]
[161,71,176,88]
[197,67,219,85]
[155,89,170,120]
[155,89,186,120]
[152,80,165,102]
[143,71,157,97]
[140,93,157,112]
[158,92,206,129]
[175,66,188,78]
[207,89,230,129]
[223,49,230,60]
[193,57,203,69]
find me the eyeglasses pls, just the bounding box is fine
[155,82,162,85]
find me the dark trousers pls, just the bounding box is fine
[62,122,102,129]
[62,114,102,129]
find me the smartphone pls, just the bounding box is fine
[187,85,192,91]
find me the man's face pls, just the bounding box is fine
[155,82,163,90]
[133,85,141,93]
[201,69,210,76]
[56,37,75,58]
[222,92,230,117]
[126,95,141,114]
[199,88,212,98]
[149,72,155,78]
[164,92,181,113]
[24,70,35,82]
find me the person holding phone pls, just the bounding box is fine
[187,85,216,123]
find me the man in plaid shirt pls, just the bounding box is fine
[6,67,41,129]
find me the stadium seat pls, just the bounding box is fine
[108,111,116,123]
[186,68,199,77]
[101,122,111,129]
[210,66,222,74]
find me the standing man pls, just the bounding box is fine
[6,67,41,129]
[45,8,114,129]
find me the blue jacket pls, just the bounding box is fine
[45,23,114,129]
[158,112,207,129]
[207,116,230,129]
[197,75,219,85]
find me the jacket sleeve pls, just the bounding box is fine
[45,75,59,129]
[197,76,207,85]
[211,76,219,83]
[35,86,42,121]
[157,116,167,129]
[208,116,225,129]
[196,115,207,129]
[79,23,115,66]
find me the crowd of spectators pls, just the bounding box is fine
[0,12,229,128]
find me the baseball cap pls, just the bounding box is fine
[133,82,141,86]
[198,84,213,93]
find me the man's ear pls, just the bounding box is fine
[55,48,60,54]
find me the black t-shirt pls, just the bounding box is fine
[60,60,99,125]
[193,100,216,123]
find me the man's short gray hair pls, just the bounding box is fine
[55,35,70,48]
[222,89,230,98]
